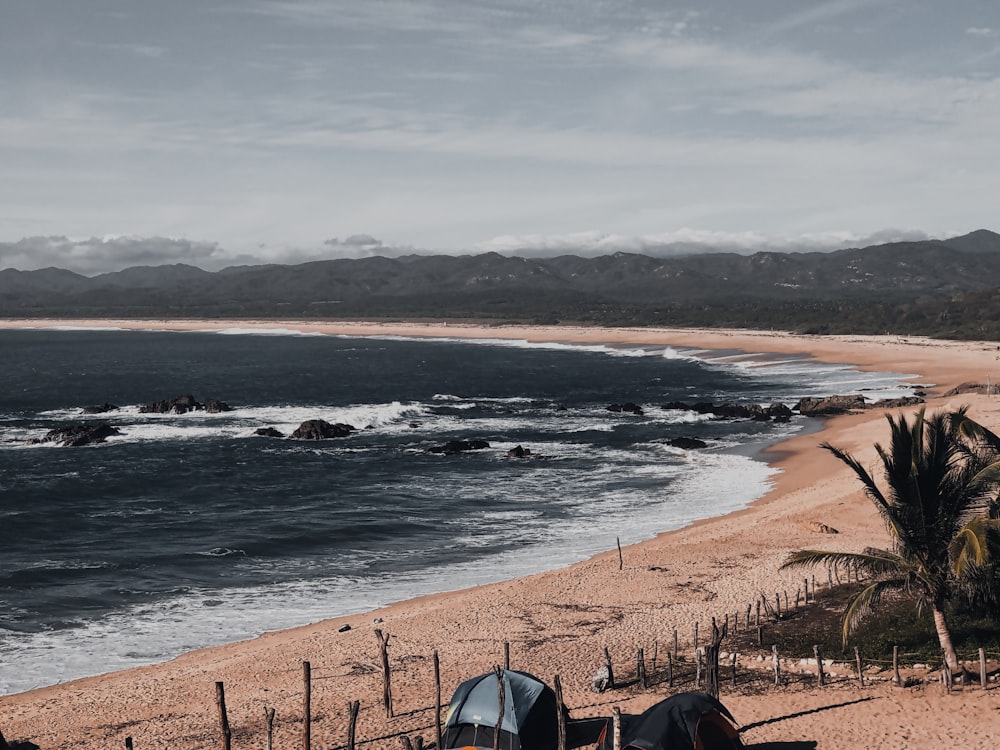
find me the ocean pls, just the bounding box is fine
[0,326,914,696]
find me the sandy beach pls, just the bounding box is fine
[3,319,1000,750]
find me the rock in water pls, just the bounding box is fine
[290,419,356,440]
[34,422,122,446]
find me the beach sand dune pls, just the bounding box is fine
[3,320,1000,750]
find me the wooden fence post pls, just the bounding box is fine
[303,661,311,750]
[612,707,622,750]
[694,621,699,651]
[854,647,864,687]
[347,700,360,750]
[603,647,615,689]
[125,739,134,750]
[637,648,647,689]
[264,707,276,750]
[981,648,988,690]
[814,646,825,687]
[772,645,781,686]
[731,651,738,689]
[494,666,506,750]
[617,537,623,570]
[376,629,394,718]
[504,641,510,671]
[554,674,567,750]
[215,681,232,750]
[893,645,901,686]
[673,629,679,661]
[434,651,443,750]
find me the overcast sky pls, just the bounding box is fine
[2,0,999,273]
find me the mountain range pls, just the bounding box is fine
[3,230,1000,339]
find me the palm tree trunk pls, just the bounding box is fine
[933,607,961,675]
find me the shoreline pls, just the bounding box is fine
[3,319,1000,748]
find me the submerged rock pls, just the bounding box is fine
[428,439,491,454]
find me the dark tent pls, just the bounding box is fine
[443,669,603,750]
[596,692,743,750]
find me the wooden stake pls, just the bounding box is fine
[981,648,988,690]
[554,674,567,750]
[434,650,443,750]
[612,707,622,750]
[504,641,511,671]
[494,666,506,750]
[651,640,659,673]
[125,739,133,750]
[772,644,781,686]
[746,603,752,629]
[347,700,360,750]
[673,629,679,661]
[617,536,623,570]
[264,707,276,750]
[694,621,699,650]
[855,647,864,687]
[667,652,674,687]
[399,739,414,750]
[303,661,311,750]
[376,629,394,718]
[731,651,738,688]
[215,681,232,750]
[755,600,761,628]
[603,646,615,689]
[893,645,901,686]
[804,577,810,603]
[814,646,825,687]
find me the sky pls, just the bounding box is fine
[2,0,999,274]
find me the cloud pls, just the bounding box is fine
[0,236,226,275]
[471,228,934,258]
[966,27,996,37]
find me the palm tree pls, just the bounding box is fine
[782,407,1000,673]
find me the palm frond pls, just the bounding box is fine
[781,548,907,578]
[841,578,909,646]
[951,518,1000,576]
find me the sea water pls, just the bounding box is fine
[0,326,915,695]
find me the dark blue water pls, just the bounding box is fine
[0,326,914,694]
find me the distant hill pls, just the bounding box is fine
[3,230,1000,339]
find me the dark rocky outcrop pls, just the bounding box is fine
[204,398,232,413]
[868,396,925,409]
[944,382,995,396]
[662,401,793,422]
[507,445,532,458]
[794,395,868,416]
[140,394,232,414]
[254,427,285,438]
[32,422,122,446]
[607,402,644,415]
[290,419,356,440]
[428,439,491,454]
[667,436,708,450]
[81,402,119,414]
